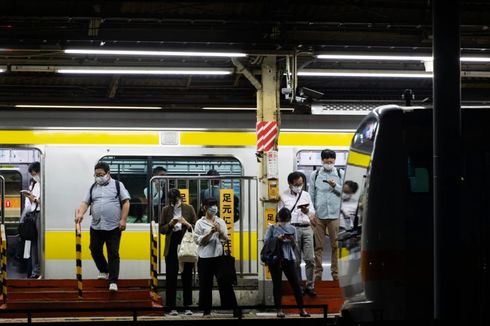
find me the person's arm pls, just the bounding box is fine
[119,199,130,231]
[159,206,173,234]
[75,202,89,224]
[216,219,228,241]
[308,172,316,205]
[194,220,214,245]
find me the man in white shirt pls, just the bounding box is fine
[278,171,317,296]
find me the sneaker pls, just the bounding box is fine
[29,274,42,280]
[169,310,179,316]
[97,272,109,280]
[109,283,118,292]
[184,310,193,316]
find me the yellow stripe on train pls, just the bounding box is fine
[347,150,371,168]
[45,231,258,260]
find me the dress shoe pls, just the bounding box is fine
[305,287,317,296]
[299,310,311,317]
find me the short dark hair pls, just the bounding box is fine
[95,162,110,173]
[152,166,167,175]
[321,149,336,160]
[344,180,359,194]
[206,169,220,176]
[167,188,181,204]
[203,197,218,207]
[28,161,40,174]
[287,171,304,185]
[277,207,292,223]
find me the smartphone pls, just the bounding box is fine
[297,203,309,209]
[20,190,31,194]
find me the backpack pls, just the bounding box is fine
[87,180,122,214]
[260,225,283,266]
[19,211,38,241]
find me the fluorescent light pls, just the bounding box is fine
[317,54,490,63]
[15,105,162,110]
[57,67,233,75]
[317,54,431,61]
[298,70,433,78]
[202,107,295,111]
[65,49,247,58]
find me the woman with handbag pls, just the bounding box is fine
[194,197,238,316]
[159,188,197,316]
[19,161,42,279]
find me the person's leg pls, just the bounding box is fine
[165,254,179,309]
[294,227,304,288]
[105,228,122,284]
[216,257,237,309]
[268,263,283,309]
[89,228,109,274]
[302,227,316,292]
[198,258,213,314]
[313,219,327,280]
[326,219,340,280]
[282,259,304,308]
[30,212,41,276]
[182,262,194,307]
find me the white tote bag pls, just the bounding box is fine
[177,226,199,264]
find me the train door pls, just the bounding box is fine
[295,149,348,281]
[0,148,42,279]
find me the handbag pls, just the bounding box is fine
[177,226,199,264]
[217,241,237,285]
[19,211,38,241]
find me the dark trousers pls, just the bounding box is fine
[90,227,121,283]
[198,256,237,314]
[165,230,193,308]
[269,259,304,309]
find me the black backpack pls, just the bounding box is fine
[260,225,283,265]
[87,180,122,214]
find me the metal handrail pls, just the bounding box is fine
[0,175,5,224]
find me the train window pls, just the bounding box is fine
[352,117,378,154]
[99,156,242,223]
[296,150,348,191]
[408,159,430,193]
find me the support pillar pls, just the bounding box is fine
[256,56,280,305]
[433,0,461,323]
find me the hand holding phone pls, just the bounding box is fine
[20,190,31,195]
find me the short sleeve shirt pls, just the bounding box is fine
[83,179,130,231]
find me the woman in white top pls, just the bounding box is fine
[20,161,42,279]
[194,197,237,316]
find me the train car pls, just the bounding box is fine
[338,105,490,324]
[0,113,358,282]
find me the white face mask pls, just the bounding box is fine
[207,205,218,216]
[95,174,110,185]
[323,163,334,171]
[342,193,352,201]
[290,185,303,194]
[32,175,40,183]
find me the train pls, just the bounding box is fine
[338,105,490,324]
[0,111,359,282]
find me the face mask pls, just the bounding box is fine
[95,174,110,185]
[290,185,303,194]
[32,175,40,183]
[207,205,218,216]
[342,193,352,201]
[323,163,334,171]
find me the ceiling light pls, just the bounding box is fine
[202,107,295,111]
[64,49,247,58]
[15,105,162,110]
[298,70,433,78]
[317,54,431,61]
[317,53,490,63]
[56,67,233,75]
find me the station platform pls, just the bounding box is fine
[0,279,341,324]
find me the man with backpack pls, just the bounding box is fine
[309,149,344,281]
[75,162,131,292]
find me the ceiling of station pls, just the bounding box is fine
[1,0,490,112]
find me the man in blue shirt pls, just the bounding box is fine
[309,149,343,281]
